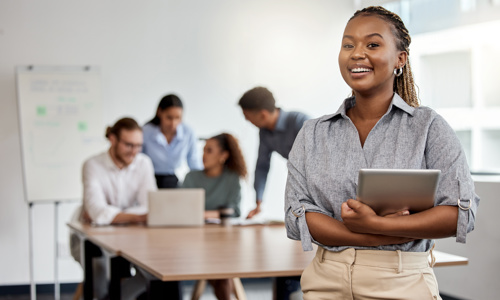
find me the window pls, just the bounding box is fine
[356,0,500,173]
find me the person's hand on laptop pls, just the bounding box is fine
[134,214,147,224]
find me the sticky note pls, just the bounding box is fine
[78,121,88,132]
[36,106,46,116]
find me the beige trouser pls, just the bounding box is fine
[301,247,441,300]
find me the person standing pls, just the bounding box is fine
[238,87,310,299]
[142,94,203,188]
[238,87,310,219]
[285,6,479,299]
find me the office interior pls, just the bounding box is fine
[1,0,500,299]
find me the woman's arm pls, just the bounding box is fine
[342,199,458,239]
[204,210,220,219]
[306,212,414,247]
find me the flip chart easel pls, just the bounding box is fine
[16,65,105,300]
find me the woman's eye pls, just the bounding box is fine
[367,43,380,48]
[342,44,354,49]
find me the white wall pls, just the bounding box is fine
[3,3,498,299]
[0,0,353,285]
[434,180,500,300]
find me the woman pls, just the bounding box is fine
[142,94,203,188]
[183,133,247,300]
[285,6,479,300]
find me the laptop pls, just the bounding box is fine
[357,169,440,216]
[147,188,205,227]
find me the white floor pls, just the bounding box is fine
[181,278,304,300]
[182,279,274,300]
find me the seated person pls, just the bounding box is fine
[82,117,155,225]
[70,117,181,300]
[182,133,247,300]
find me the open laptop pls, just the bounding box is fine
[357,169,441,216]
[147,188,205,227]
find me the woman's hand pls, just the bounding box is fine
[341,199,411,234]
[341,199,379,234]
[384,210,410,218]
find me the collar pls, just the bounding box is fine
[273,108,288,132]
[320,93,415,123]
[104,150,138,171]
[153,123,186,145]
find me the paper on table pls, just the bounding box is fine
[231,218,285,226]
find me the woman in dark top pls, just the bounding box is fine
[183,133,247,300]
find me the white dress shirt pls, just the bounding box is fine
[82,151,157,225]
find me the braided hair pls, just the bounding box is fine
[350,6,419,107]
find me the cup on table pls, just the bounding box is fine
[218,207,234,226]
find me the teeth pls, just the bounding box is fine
[351,68,371,73]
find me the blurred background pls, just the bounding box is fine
[1,0,499,299]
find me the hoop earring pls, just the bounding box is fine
[394,67,403,77]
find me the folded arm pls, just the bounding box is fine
[342,199,458,239]
[306,212,414,247]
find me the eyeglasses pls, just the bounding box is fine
[118,139,143,151]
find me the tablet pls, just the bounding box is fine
[356,169,441,216]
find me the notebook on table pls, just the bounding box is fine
[356,169,441,216]
[147,188,205,227]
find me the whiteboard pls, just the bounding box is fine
[16,66,106,203]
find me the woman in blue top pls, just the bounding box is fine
[285,6,479,300]
[142,94,203,188]
[183,133,247,300]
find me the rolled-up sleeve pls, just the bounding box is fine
[425,115,479,243]
[285,123,332,251]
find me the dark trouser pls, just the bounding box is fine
[155,174,179,188]
[276,276,301,300]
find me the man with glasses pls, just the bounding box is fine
[81,117,155,225]
[70,117,182,300]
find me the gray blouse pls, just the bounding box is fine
[285,93,479,252]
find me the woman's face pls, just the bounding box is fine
[338,15,406,96]
[203,139,228,171]
[157,107,183,134]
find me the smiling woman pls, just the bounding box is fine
[284,6,480,300]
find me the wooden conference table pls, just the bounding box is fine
[68,221,468,299]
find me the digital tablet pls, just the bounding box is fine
[356,169,441,216]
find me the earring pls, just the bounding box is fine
[394,67,403,77]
